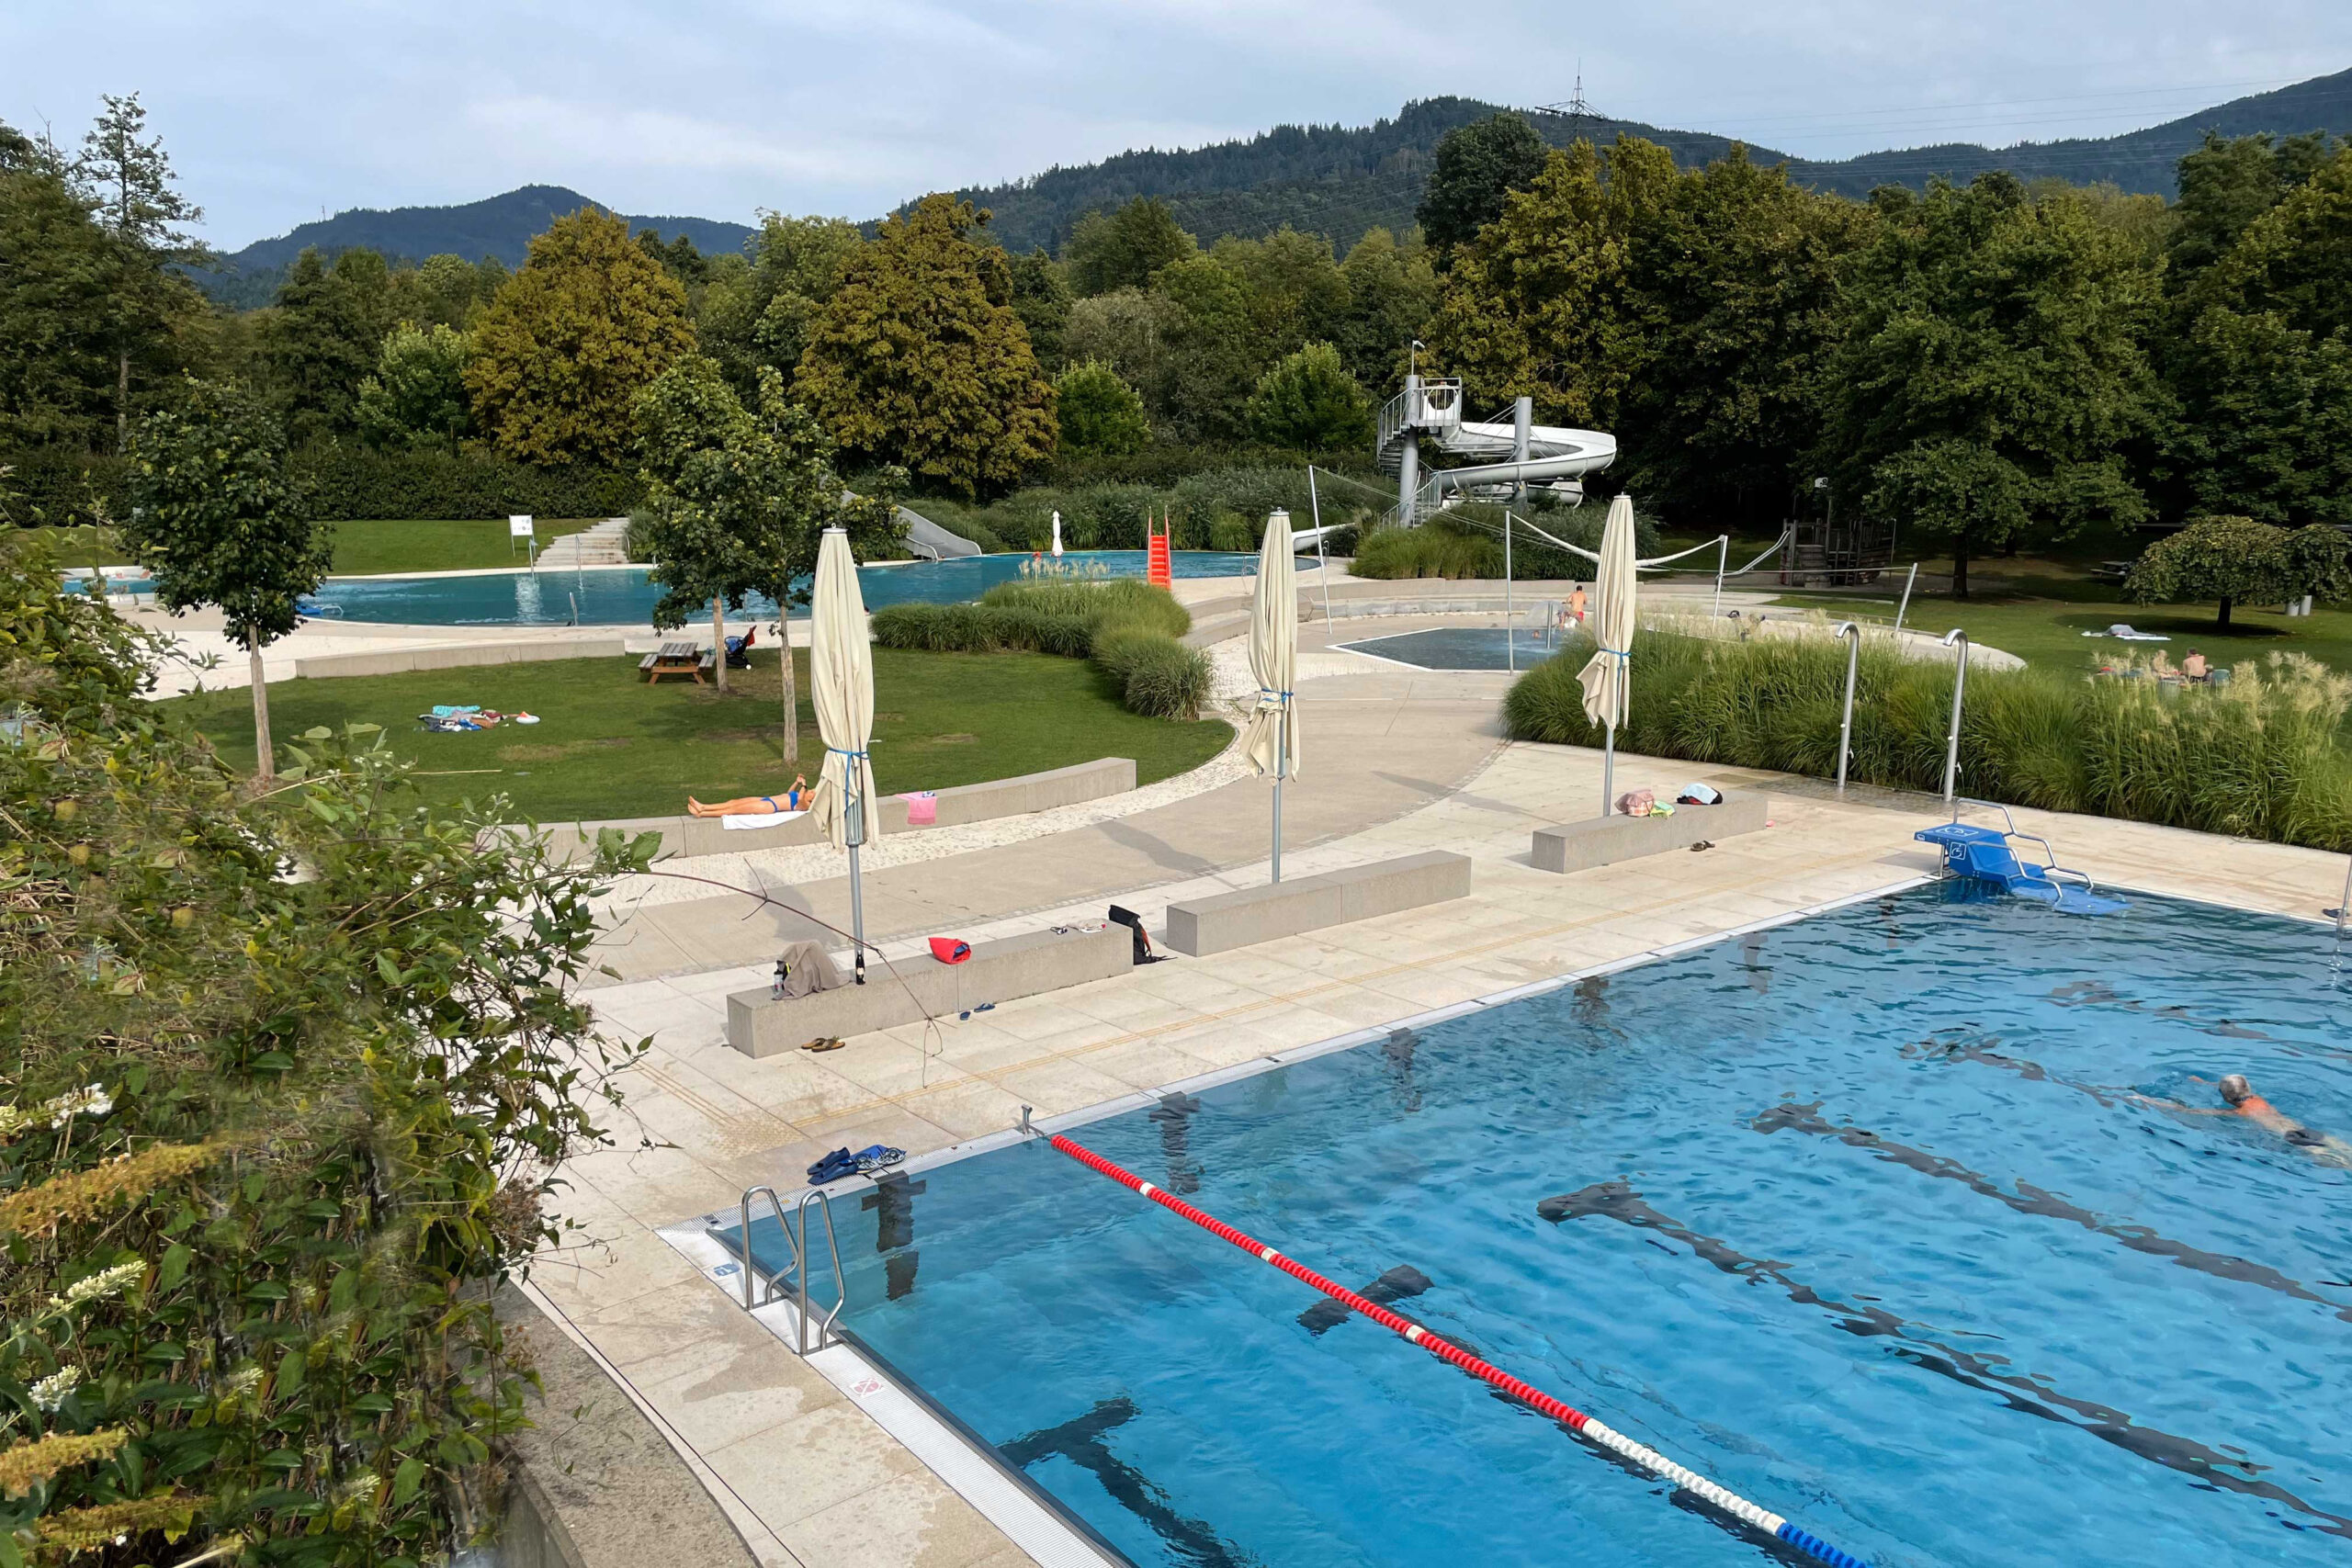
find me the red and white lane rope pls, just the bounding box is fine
[1046,1133,1873,1568]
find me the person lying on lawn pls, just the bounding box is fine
[687,775,808,817]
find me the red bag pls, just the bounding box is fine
[929,937,972,964]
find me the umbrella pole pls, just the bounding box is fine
[1601,721,1615,818]
[1271,722,1284,884]
[846,771,867,984]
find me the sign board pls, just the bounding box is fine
[508,514,535,538]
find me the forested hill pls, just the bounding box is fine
[202,185,754,305]
[946,69,2352,254]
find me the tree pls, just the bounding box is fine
[121,379,332,780]
[1244,342,1372,449]
[0,531,643,1567]
[2159,306,2352,526]
[466,208,696,464]
[1331,227,1439,395]
[2166,131,2337,289]
[2198,145,2352,342]
[1621,146,1876,527]
[796,195,1056,496]
[1816,174,2159,595]
[0,118,116,448]
[265,247,400,441]
[1150,253,1263,442]
[1416,112,1551,255]
[2125,514,2352,626]
[1008,247,1074,368]
[74,93,207,450]
[634,363,904,736]
[355,321,474,451]
[1216,227,1351,359]
[636,226,708,288]
[695,213,865,391]
[1054,361,1151,456]
[1425,138,1676,431]
[1064,197,1196,296]
[1061,287,1180,414]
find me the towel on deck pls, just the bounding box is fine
[720,808,808,830]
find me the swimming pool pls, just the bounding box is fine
[144,550,1270,626]
[1339,625,1579,671]
[729,884,2352,1566]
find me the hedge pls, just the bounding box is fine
[1502,625,2352,852]
[1351,502,1663,581]
[4,445,641,527]
[868,577,1212,721]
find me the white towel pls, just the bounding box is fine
[720,809,808,831]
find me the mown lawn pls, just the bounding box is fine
[20,517,599,575]
[169,647,1231,821]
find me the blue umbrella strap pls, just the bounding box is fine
[827,747,871,759]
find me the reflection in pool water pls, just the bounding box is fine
[1336,625,1577,671]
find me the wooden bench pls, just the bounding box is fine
[639,640,713,684]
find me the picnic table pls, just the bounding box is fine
[639,639,714,684]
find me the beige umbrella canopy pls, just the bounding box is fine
[1241,510,1301,879]
[808,527,879,972]
[1577,494,1637,816]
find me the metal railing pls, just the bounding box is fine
[1949,797,2102,893]
[735,1183,849,1356]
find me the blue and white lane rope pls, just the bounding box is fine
[1047,1133,1875,1568]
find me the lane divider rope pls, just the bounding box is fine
[1046,1132,1873,1568]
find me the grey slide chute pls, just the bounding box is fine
[897,504,982,559]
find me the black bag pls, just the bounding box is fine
[1108,905,1158,964]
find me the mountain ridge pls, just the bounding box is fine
[202,67,2352,301]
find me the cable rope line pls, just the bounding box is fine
[1039,1132,1878,1568]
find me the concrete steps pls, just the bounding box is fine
[537,516,632,569]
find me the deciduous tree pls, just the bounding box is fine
[466,208,696,465]
[1817,174,2159,595]
[355,321,474,451]
[121,378,332,779]
[1064,196,1196,296]
[1416,112,1551,256]
[1244,342,1372,449]
[2125,513,2352,626]
[0,119,117,448]
[795,195,1055,496]
[1054,361,1151,456]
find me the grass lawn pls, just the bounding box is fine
[18,517,599,575]
[169,647,1232,821]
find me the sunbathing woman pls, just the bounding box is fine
[687,775,808,817]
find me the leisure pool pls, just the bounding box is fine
[76,551,1279,626]
[728,884,2352,1566]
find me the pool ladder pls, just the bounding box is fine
[737,1184,848,1356]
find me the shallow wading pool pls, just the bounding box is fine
[724,884,2352,1566]
[1337,625,1582,671]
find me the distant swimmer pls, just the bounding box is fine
[2145,1075,2352,1167]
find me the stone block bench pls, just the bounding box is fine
[1531,795,1771,874]
[1162,851,1473,957]
[293,636,628,680]
[725,924,1130,1057]
[536,757,1137,864]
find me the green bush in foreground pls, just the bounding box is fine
[870,577,1209,719]
[1502,626,2352,850]
[1350,502,1662,581]
[0,535,650,1564]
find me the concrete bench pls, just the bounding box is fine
[1162,851,1473,957]
[1531,795,1771,874]
[725,924,1131,1057]
[534,757,1137,864]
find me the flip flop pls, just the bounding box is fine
[800,1035,845,1053]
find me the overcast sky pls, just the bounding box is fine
[5,1,2348,250]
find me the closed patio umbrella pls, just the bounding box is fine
[1577,494,1637,817]
[1242,509,1301,880]
[808,526,880,981]
[1050,509,1064,559]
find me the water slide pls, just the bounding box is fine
[1374,379,1619,525]
[895,504,982,559]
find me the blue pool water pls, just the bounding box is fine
[1338,626,1579,671]
[730,886,2352,1567]
[264,550,1270,626]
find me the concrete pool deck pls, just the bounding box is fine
[527,615,2352,1567]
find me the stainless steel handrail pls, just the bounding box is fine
[792,1186,849,1356]
[1939,629,1970,807]
[736,1185,794,1310]
[1950,796,2102,894]
[1833,622,1860,794]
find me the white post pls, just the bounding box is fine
[1601,721,1616,819]
[1397,375,1420,524]
[1894,562,1919,632]
[1512,395,1532,506]
[1309,468,1332,626]
[846,769,866,982]
[1271,722,1284,885]
[1713,536,1728,619]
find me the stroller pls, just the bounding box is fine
[722,623,763,669]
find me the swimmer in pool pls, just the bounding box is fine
[2146,1074,2352,1167]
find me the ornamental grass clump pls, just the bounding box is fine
[1502,625,2352,852]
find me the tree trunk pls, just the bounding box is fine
[2218,596,2233,629]
[248,633,275,783]
[710,596,728,692]
[1951,540,1970,600]
[117,350,130,452]
[780,629,799,765]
